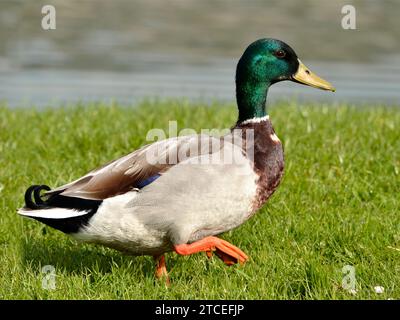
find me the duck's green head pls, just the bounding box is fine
[236,38,335,122]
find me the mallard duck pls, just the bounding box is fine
[18,38,334,282]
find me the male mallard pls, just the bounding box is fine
[18,39,334,282]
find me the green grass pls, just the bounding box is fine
[0,100,399,299]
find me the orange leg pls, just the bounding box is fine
[154,255,170,286]
[174,236,248,266]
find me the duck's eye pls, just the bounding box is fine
[274,50,286,59]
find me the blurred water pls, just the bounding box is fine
[1,0,399,107]
[2,55,400,107]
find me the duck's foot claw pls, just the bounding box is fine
[215,249,239,266]
[175,236,248,266]
[213,238,248,265]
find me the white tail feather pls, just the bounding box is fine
[18,207,89,219]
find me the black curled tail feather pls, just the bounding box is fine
[34,185,51,205]
[22,184,103,234]
[24,184,102,212]
[24,185,52,209]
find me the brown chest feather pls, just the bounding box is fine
[235,119,285,212]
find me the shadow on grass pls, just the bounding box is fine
[20,237,155,276]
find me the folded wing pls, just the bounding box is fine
[47,134,226,200]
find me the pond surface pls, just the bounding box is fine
[2,54,400,107]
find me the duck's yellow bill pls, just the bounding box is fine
[292,60,335,92]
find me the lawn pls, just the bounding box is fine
[0,100,399,299]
